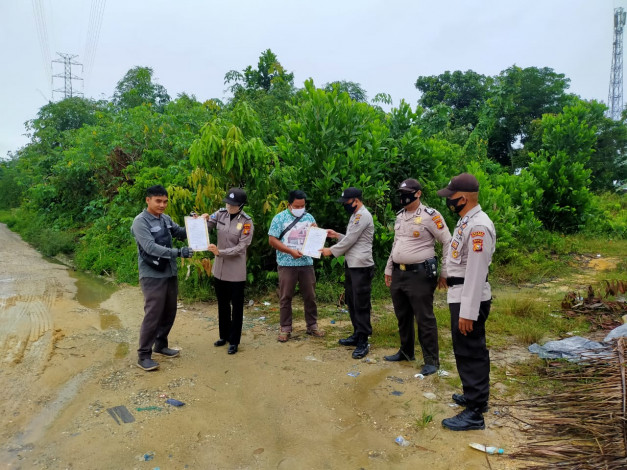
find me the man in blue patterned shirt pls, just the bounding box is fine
[268,190,325,342]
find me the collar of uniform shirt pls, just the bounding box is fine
[403,204,423,219]
[456,204,482,225]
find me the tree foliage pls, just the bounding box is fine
[0,54,625,289]
[112,66,170,111]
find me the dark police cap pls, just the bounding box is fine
[337,187,362,202]
[223,187,247,205]
[436,173,479,197]
[397,178,422,193]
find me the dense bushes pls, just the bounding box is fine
[0,53,625,292]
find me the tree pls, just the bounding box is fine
[526,103,594,232]
[415,70,491,130]
[224,50,296,144]
[522,99,627,190]
[112,66,170,111]
[324,81,368,102]
[488,66,573,166]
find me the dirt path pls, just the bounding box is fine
[0,223,525,470]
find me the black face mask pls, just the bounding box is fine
[343,201,357,215]
[400,193,418,207]
[446,196,466,214]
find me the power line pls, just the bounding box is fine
[83,0,106,90]
[31,0,52,94]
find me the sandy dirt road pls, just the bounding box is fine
[0,223,525,469]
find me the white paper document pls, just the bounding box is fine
[300,227,328,259]
[184,216,210,251]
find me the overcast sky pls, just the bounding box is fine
[0,0,624,159]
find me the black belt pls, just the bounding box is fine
[447,275,488,287]
[393,261,429,272]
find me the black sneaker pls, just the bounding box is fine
[452,394,489,413]
[420,364,438,376]
[352,336,370,359]
[384,350,415,362]
[153,347,180,357]
[339,334,358,346]
[137,358,159,371]
[442,408,485,431]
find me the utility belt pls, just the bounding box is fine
[446,275,489,287]
[393,257,437,279]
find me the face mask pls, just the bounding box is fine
[343,201,357,215]
[226,203,241,215]
[400,193,418,207]
[446,196,466,214]
[291,207,305,217]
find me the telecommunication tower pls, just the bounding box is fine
[52,53,83,100]
[608,7,627,120]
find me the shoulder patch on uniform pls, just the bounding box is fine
[472,239,483,252]
[354,214,362,224]
[471,231,485,237]
[210,212,218,219]
[424,207,435,215]
[432,214,444,229]
[243,223,251,235]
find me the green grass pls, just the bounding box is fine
[414,404,438,430]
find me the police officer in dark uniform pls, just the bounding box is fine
[202,188,254,355]
[131,185,194,371]
[437,173,496,431]
[384,179,451,376]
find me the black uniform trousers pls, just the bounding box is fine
[344,265,375,337]
[138,276,178,360]
[449,300,491,408]
[214,278,245,345]
[390,268,439,365]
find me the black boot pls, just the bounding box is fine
[441,408,485,431]
[352,334,369,359]
[452,394,489,413]
[339,332,358,346]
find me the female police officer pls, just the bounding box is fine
[202,188,254,355]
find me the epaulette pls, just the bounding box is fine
[396,208,405,215]
[240,211,252,220]
[424,207,435,215]
[218,208,227,212]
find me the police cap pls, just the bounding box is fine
[223,187,247,205]
[397,178,422,193]
[337,187,362,202]
[436,173,479,197]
